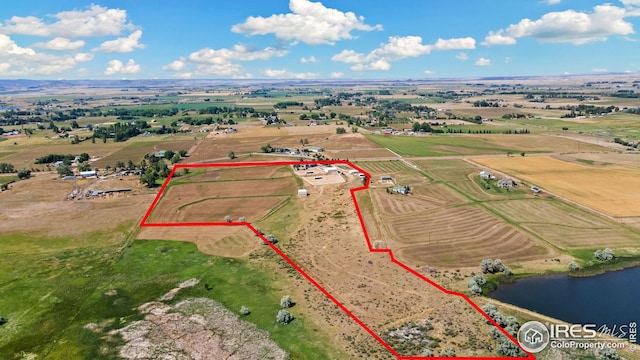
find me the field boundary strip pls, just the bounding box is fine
[140,160,534,360]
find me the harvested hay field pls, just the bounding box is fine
[92,138,195,168]
[147,174,296,224]
[372,189,444,215]
[484,199,640,249]
[415,159,480,181]
[179,165,292,183]
[473,156,640,217]
[384,205,553,267]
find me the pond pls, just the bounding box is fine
[488,267,640,339]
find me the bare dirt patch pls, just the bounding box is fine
[0,173,153,237]
[102,297,287,360]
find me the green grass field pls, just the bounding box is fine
[0,228,344,359]
[366,134,526,157]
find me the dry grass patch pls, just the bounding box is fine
[473,156,640,217]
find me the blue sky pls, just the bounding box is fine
[0,0,639,79]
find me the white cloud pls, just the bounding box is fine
[505,56,512,63]
[330,71,344,78]
[423,70,434,74]
[476,57,492,66]
[32,37,85,51]
[333,35,474,71]
[546,0,561,4]
[94,30,145,53]
[74,53,93,62]
[433,37,476,50]
[104,59,141,75]
[195,63,242,76]
[232,73,254,79]
[331,49,366,63]
[0,5,134,38]
[592,68,608,72]
[372,36,433,60]
[188,45,287,64]
[263,68,319,79]
[172,72,192,79]
[456,52,469,61]
[483,4,636,46]
[0,34,90,75]
[482,32,517,46]
[162,58,186,72]
[231,0,382,45]
[300,56,316,63]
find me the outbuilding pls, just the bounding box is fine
[297,188,308,197]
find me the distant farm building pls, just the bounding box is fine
[80,170,97,178]
[323,166,339,174]
[497,178,517,189]
[155,150,166,158]
[479,171,491,179]
[307,146,324,153]
[297,188,308,197]
[392,186,410,195]
[381,175,393,182]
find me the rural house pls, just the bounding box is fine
[497,178,517,189]
[479,170,491,179]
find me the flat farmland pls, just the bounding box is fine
[485,199,640,249]
[366,134,525,157]
[177,165,292,183]
[384,205,553,267]
[407,182,467,205]
[148,173,297,223]
[327,148,396,159]
[473,156,640,217]
[415,159,480,181]
[372,189,444,215]
[137,226,260,258]
[92,138,195,168]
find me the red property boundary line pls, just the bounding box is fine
[140,160,534,360]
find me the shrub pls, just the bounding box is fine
[276,309,294,324]
[568,261,580,271]
[594,248,615,262]
[280,295,293,308]
[472,274,487,285]
[224,215,232,222]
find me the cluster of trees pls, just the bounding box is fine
[336,127,346,134]
[473,100,501,107]
[0,162,15,173]
[105,107,179,119]
[480,259,512,276]
[481,302,525,357]
[561,104,618,118]
[139,157,170,187]
[594,248,615,262]
[614,137,639,148]
[274,101,303,109]
[412,122,433,133]
[35,153,89,164]
[198,106,255,117]
[173,116,235,126]
[93,121,150,142]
